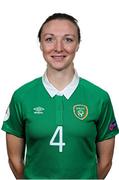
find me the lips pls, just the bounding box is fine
[51,55,66,61]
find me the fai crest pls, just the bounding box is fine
[73,104,88,120]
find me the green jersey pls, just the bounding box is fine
[2,77,119,179]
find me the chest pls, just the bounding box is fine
[23,95,100,143]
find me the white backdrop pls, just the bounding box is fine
[0,0,119,179]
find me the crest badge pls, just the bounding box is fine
[73,104,88,120]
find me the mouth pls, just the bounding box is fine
[51,55,66,61]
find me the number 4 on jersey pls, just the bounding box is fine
[50,126,66,152]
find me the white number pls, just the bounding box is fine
[50,126,66,152]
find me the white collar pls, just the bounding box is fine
[42,70,79,99]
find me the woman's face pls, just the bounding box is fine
[40,19,79,71]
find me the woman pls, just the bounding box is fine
[2,13,119,179]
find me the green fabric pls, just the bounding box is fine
[2,77,119,179]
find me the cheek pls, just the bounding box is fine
[41,43,54,54]
[64,44,78,54]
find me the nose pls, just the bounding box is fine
[54,40,63,53]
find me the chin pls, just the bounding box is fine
[51,64,72,71]
[48,61,73,71]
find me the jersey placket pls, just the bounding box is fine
[55,95,64,126]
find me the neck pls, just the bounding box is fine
[46,65,75,91]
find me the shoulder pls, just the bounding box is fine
[12,77,42,101]
[79,77,110,101]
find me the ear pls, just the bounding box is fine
[40,44,43,51]
[75,44,79,52]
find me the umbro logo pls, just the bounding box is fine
[33,106,45,114]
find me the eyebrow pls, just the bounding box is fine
[43,33,76,37]
[43,33,54,36]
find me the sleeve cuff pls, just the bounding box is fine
[1,123,24,138]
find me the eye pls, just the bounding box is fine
[64,37,73,43]
[45,37,54,42]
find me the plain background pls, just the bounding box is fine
[0,0,119,179]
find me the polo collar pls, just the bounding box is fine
[42,70,79,99]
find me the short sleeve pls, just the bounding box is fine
[1,92,25,138]
[96,93,119,142]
